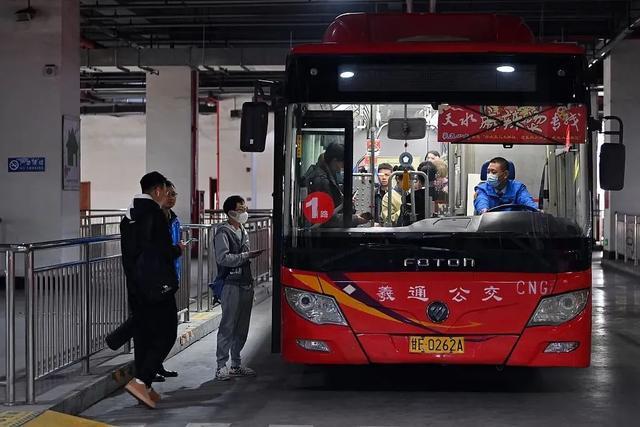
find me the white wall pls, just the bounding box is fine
[81,98,275,214]
[81,115,146,210]
[604,40,640,252]
[0,0,79,247]
[146,67,193,222]
[216,97,275,210]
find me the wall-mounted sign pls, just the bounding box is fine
[62,115,81,190]
[8,157,45,172]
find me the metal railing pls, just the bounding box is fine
[2,236,126,405]
[80,211,125,238]
[613,212,640,266]
[2,212,273,405]
[182,215,273,312]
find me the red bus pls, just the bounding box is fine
[241,13,624,367]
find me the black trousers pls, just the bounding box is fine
[132,298,178,387]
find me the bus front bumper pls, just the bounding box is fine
[282,296,591,367]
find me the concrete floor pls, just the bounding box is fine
[80,259,640,427]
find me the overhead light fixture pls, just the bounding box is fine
[496,65,515,73]
[340,71,355,79]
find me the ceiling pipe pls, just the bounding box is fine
[589,16,640,67]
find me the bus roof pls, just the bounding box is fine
[291,13,584,56]
[291,42,585,56]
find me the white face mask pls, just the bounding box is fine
[229,210,249,224]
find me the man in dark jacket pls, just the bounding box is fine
[121,171,182,408]
[306,143,369,227]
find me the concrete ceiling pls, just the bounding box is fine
[78,0,640,115]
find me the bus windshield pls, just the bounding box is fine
[284,102,591,239]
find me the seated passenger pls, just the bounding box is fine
[474,157,538,214]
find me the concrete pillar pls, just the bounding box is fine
[0,0,80,246]
[146,67,196,222]
[603,39,640,257]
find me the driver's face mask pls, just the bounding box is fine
[487,173,500,188]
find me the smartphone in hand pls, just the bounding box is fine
[249,249,265,258]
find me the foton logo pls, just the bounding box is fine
[403,258,476,268]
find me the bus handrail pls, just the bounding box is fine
[386,171,429,226]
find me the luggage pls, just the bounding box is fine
[105,316,134,350]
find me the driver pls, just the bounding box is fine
[474,157,537,214]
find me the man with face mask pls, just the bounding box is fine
[214,195,263,381]
[474,157,538,214]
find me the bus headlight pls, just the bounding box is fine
[285,287,347,326]
[528,289,589,326]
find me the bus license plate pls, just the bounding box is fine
[409,336,465,354]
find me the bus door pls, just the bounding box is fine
[294,110,354,230]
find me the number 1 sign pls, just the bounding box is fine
[302,192,335,224]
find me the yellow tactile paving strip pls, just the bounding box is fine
[190,312,215,321]
[0,411,38,427]
[23,411,111,427]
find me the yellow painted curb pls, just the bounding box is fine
[0,411,38,427]
[23,411,111,427]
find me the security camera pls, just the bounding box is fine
[43,64,58,77]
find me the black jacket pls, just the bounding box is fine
[306,158,343,209]
[121,195,181,302]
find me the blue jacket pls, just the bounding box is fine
[168,211,181,280]
[474,180,538,213]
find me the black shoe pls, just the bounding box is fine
[158,368,178,378]
[151,374,166,383]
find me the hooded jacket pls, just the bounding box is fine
[120,194,182,301]
[214,222,253,287]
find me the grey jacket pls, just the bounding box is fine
[214,223,253,286]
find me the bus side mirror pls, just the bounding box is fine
[240,102,268,152]
[600,143,625,190]
[599,115,624,191]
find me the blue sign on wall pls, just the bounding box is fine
[8,157,46,173]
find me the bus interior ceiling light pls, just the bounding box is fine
[340,71,355,79]
[496,65,515,73]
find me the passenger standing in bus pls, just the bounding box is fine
[214,196,263,381]
[306,142,369,226]
[375,163,402,225]
[474,157,538,214]
[425,150,441,162]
